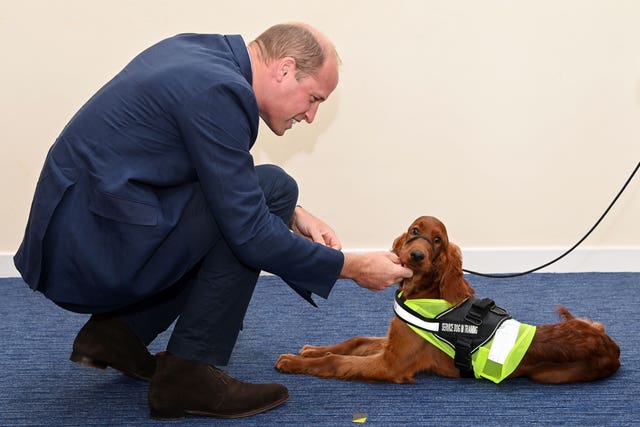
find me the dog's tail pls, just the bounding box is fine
[556,306,575,321]
[556,305,607,333]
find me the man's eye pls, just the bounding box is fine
[411,227,420,235]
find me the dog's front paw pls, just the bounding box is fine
[275,354,302,373]
[300,344,331,358]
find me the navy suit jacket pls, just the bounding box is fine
[14,34,344,308]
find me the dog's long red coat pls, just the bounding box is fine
[275,216,620,384]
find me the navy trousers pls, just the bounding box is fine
[113,164,298,366]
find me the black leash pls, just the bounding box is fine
[462,160,640,279]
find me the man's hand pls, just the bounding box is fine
[340,252,413,291]
[290,206,342,250]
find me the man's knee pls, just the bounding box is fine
[256,164,298,222]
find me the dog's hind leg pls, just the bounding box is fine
[512,312,621,383]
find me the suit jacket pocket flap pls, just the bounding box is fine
[89,190,158,226]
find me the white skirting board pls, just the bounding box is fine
[2,247,639,278]
[1,253,19,278]
[458,246,640,274]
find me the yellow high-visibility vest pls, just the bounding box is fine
[393,291,536,383]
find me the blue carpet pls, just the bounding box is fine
[1,273,638,426]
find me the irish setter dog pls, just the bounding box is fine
[276,216,620,384]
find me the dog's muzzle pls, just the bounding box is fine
[405,234,445,263]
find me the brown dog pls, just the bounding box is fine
[276,216,620,384]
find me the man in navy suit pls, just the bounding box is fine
[15,23,412,419]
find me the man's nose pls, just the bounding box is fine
[304,103,319,123]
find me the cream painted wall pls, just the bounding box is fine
[2,1,639,266]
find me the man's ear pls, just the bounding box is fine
[276,57,297,82]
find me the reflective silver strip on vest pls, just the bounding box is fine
[393,300,440,332]
[487,318,521,364]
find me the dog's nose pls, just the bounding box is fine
[410,250,425,262]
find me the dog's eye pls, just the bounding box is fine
[434,237,442,244]
[411,227,420,235]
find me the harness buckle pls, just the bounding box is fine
[464,298,496,326]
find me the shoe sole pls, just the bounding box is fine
[149,393,290,420]
[70,351,152,381]
[70,351,108,369]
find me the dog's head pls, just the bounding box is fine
[392,216,473,303]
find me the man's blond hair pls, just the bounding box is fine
[250,23,336,79]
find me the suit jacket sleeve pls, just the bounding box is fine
[174,79,344,303]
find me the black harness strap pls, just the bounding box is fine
[454,337,475,378]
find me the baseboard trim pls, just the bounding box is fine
[341,246,640,274]
[458,246,640,274]
[2,247,639,278]
[1,253,19,278]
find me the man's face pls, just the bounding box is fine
[260,56,339,136]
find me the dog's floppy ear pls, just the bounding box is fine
[436,242,474,304]
[391,232,407,255]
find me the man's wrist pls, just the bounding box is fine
[289,205,303,229]
[340,252,361,279]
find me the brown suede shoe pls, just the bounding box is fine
[148,353,289,419]
[69,314,156,381]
